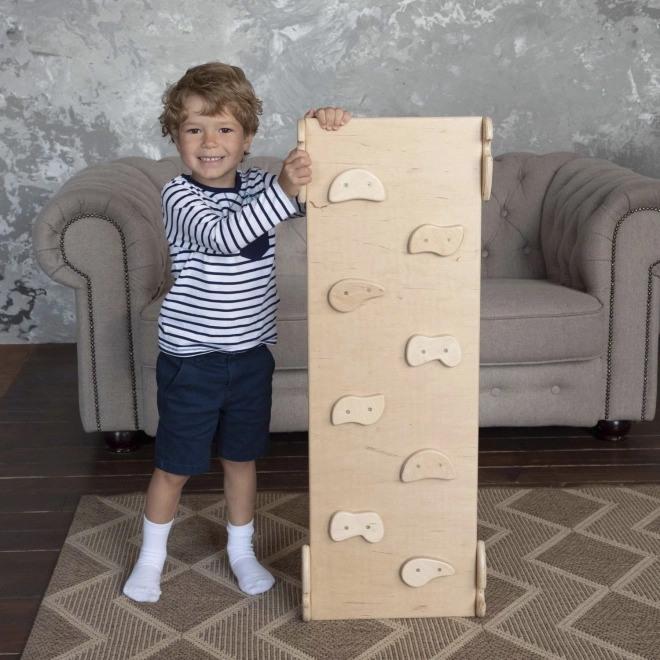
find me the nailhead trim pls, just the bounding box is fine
[607,207,660,421]
[643,257,660,420]
[59,214,139,432]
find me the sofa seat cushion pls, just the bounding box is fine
[480,279,605,365]
[270,274,308,370]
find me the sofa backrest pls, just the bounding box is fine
[481,152,580,279]
[144,152,583,283]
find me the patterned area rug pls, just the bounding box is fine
[22,487,660,660]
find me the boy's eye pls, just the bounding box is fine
[220,128,231,133]
[187,128,201,134]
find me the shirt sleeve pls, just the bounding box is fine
[290,195,306,218]
[262,170,306,217]
[162,176,299,254]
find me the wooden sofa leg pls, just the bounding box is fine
[593,420,632,442]
[105,431,141,453]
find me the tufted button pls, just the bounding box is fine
[524,246,531,255]
[501,209,508,217]
[551,386,560,395]
[491,388,500,397]
[482,249,489,258]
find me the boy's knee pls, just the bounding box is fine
[155,468,190,488]
[220,458,255,472]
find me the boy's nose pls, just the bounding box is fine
[202,133,219,147]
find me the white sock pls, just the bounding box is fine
[123,515,173,603]
[227,519,275,595]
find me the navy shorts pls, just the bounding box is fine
[155,344,275,476]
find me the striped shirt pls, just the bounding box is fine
[158,168,305,356]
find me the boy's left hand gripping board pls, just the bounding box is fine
[300,117,490,621]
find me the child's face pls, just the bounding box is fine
[174,95,253,188]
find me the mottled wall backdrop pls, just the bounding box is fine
[2,0,660,342]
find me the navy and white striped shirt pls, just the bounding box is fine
[158,168,305,356]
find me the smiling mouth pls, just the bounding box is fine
[199,156,224,163]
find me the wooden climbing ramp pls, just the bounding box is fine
[300,116,491,620]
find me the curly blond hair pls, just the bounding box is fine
[159,62,263,154]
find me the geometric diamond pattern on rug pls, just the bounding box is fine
[130,569,245,632]
[476,521,503,542]
[66,496,126,536]
[147,639,221,659]
[386,617,473,659]
[167,516,228,565]
[572,592,660,659]
[642,510,660,536]
[175,493,224,513]
[447,630,547,659]
[20,606,92,659]
[476,574,529,620]
[49,572,128,634]
[255,515,307,562]
[266,494,309,528]
[193,550,236,586]
[71,514,144,568]
[628,484,660,500]
[507,489,604,527]
[621,558,660,604]
[44,544,110,596]
[22,486,660,660]
[535,532,644,586]
[270,618,394,659]
[578,487,660,554]
[194,581,303,657]
[268,544,302,581]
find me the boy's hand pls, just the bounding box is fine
[305,107,352,130]
[277,108,351,198]
[278,148,311,199]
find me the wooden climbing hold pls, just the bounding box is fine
[400,449,456,482]
[405,335,461,368]
[331,395,385,426]
[329,511,384,543]
[400,557,455,587]
[328,168,386,203]
[408,224,465,257]
[328,279,385,312]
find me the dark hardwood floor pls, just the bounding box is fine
[1,343,660,656]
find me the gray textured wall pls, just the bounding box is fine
[2,0,660,343]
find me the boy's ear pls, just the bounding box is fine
[243,132,254,151]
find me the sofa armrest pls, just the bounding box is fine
[541,157,660,421]
[32,158,175,433]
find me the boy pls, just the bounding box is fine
[123,62,351,603]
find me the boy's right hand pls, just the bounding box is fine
[277,148,312,200]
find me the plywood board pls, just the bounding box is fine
[305,117,483,620]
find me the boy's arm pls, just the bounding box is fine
[277,107,352,202]
[162,175,296,254]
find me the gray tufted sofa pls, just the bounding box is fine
[33,152,660,450]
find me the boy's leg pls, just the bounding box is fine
[123,468,189,602]
[123,350,224,603]
[221,457,257,525]
[145,467,190,523]
[221,457,275,595]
